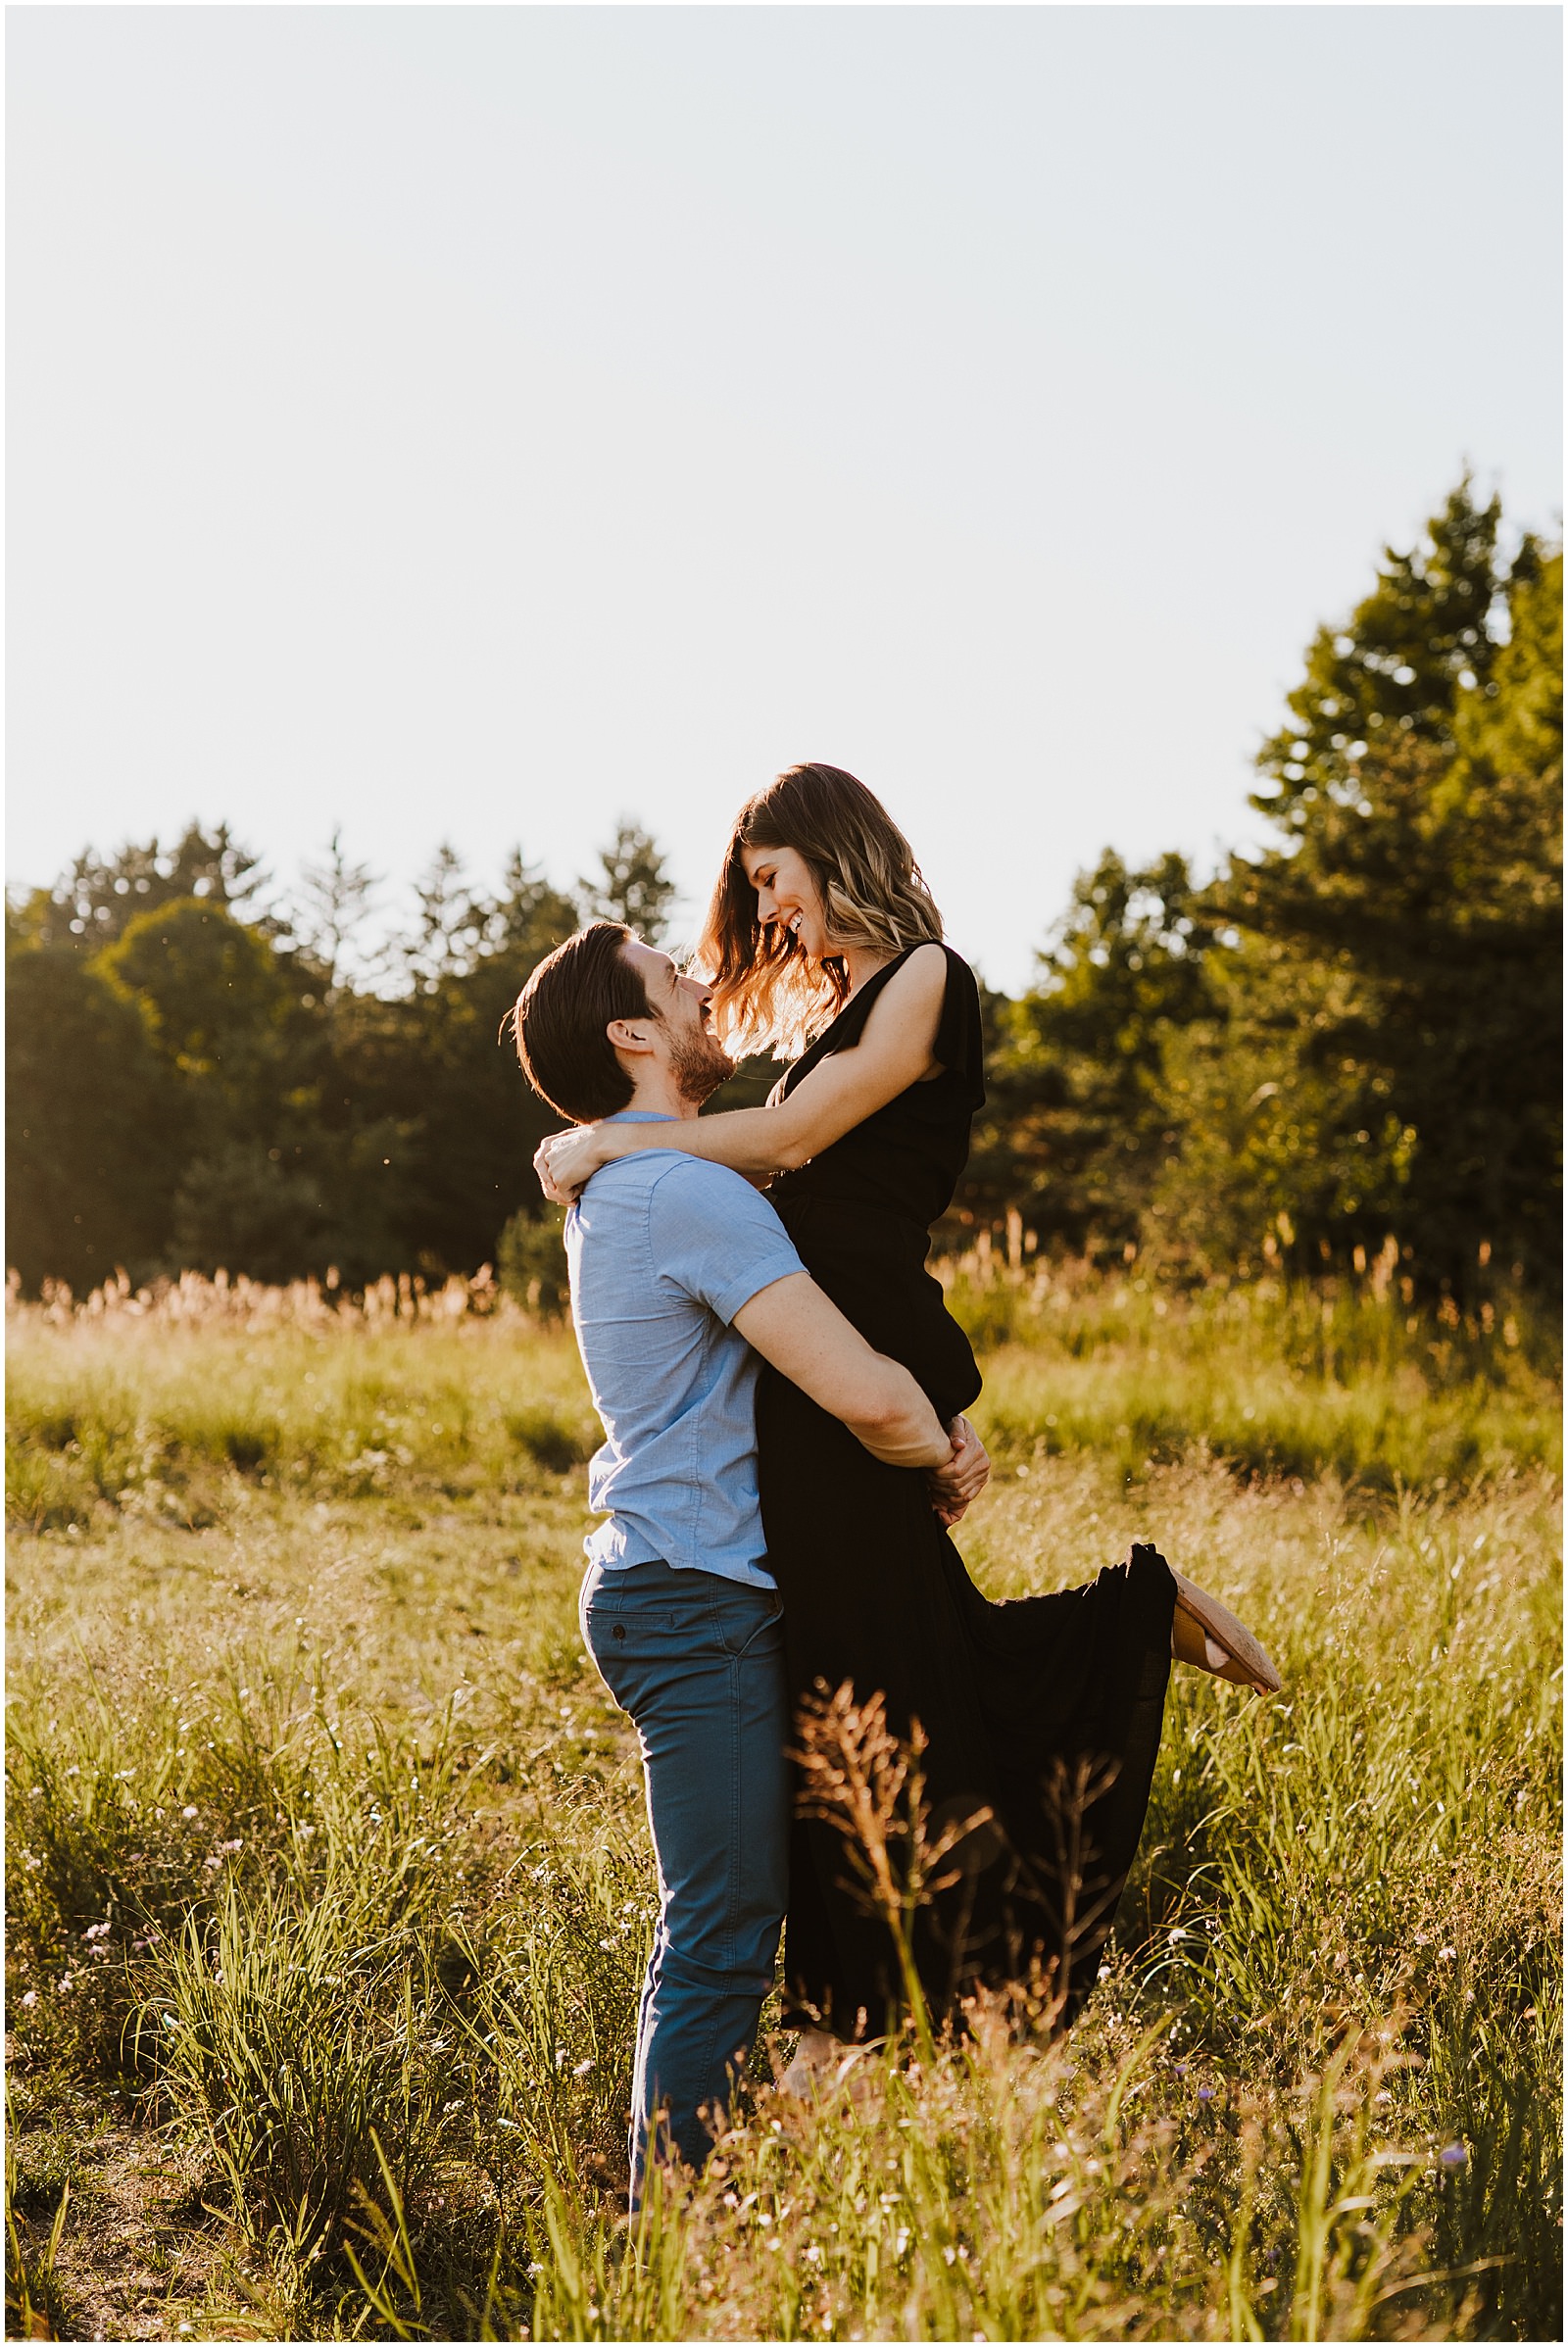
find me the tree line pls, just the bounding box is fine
[7,479,1561,1304]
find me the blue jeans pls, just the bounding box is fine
[579,1558,790,2199]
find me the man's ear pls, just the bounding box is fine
[606,1016,658,1057]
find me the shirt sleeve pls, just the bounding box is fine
[646,1158,807,1324]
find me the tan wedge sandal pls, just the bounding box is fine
[1170,1570,1283,1696]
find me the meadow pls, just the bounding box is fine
[5,1262,1561,2342]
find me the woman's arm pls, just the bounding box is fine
[535,943,951,1198]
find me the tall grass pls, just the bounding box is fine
[5,1270,1560,2339]
[5,1301,598,1535]
[944,1253,1559,1491]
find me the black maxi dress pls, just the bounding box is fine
[757,944,1177,2039]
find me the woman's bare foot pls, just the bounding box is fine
[777,2028,876,2102]
[778,2028,842,2098]
[1170,1570,1282,1695]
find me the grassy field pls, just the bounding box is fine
[5,1267,1561,2341]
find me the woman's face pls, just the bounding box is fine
[740,843,832,959]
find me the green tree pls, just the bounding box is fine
[5,911,183,1294]
[33,822,268,953]
[280,829,384,998]
[578,820,678,944]
[1254,477,1531,831]
[345,850,581,1275]
[7,832,615,1292]
[97,899,316,1280]
[1171,500,1562,1289]
[958,852,1217,1256]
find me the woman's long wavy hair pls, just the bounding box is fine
[696,764,944,1058]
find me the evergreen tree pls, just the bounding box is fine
[402,845,491,992]
[36,822,268,953]
[578,820,678,944]
[959,852,1216,1255]
[281,829,383,998]
[1181,498,1562,1288]
[1253,477,1548,836]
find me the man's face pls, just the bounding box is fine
[618,938,736,1105]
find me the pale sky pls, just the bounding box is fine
[8,5,1562,993]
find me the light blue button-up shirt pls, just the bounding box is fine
[564,1114,806,1589]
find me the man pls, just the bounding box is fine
[511,920,977,2203]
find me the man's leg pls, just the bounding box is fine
[580,1559,789,2201]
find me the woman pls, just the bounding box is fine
[538,764,1278,2063]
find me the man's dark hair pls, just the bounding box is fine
[509,920,659,1123]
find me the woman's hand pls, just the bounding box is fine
[927,1414,990,1526]
[533,1124,609,1203]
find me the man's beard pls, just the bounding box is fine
[669,1024,736,1108]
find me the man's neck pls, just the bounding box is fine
[620,1076,700,1123]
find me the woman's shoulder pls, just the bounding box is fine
[873,940,978,1014]
[873,938,951,1003]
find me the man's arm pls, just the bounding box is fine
[732,1272,952,1470]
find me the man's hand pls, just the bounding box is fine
[927,1414,990,1527]
[534,1126,604,1203]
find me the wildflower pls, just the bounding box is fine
[1198,2086,1214,2101]
[83,1921,112,1940]
[217,1838,243,1855]
[21,1990,37,2009]
[181,1805,198,1820]
[1440,2143,1468,2168]
[573,2058,594,2077]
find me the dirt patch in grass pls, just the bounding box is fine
[9,2123,236,2342]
